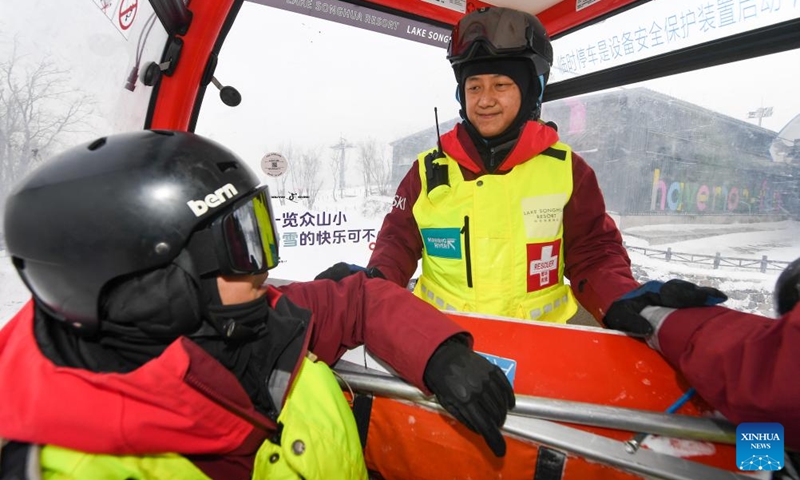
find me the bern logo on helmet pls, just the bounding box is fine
[187,183,239,217]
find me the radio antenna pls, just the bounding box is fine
[434,107,443,153]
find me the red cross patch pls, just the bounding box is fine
[526,240,561,292]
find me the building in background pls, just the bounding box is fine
[389,88,799,224]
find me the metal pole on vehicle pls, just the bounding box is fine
[334,367,735,444]
[334,367,750,480]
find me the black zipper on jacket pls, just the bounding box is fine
[461,215,473,288]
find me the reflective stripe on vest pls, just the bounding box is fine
[412,142,579,323]
[253,355,367,480]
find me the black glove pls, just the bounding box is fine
[314,262,385,282]
[423,337,515,457]
[604,279,727,335]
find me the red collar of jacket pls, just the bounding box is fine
[441,120,560,174]
[0,301,272,457]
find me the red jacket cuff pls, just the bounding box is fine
[656,306,728,363]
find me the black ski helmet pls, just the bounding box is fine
[775,257,800,316]
[3,130,266,331]
[447,7,553,119]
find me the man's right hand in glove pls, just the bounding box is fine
[423,336,515,457]
[604,279,727,344]
[314,262,385,282]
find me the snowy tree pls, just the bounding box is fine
[329,149,343,202]
[358,138,392,197]
[288,146,323,210]
[329,136,352,200]
[0,42,93,213]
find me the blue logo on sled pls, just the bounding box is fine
[421,228,462,259]
[476,352,516,387]
[736,423,784,471]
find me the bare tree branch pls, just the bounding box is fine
[288,146,323,210]
[300,147,323,210]
[1,39,94,201]
[329,150,343,202]
[358,138,393,197]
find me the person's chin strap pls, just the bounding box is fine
[185,228,223,278]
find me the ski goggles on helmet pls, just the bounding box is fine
[189,185,280,276]
[447,8,552,68]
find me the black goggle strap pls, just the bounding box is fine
[184,228,226,309]
[170,245,224,325]
[185,228,223,278]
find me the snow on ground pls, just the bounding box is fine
[624,220,800,259]
[621,219,798,317]
[1,190,798,327]
[0,250,30,326]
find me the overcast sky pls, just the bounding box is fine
[193,2,461,168]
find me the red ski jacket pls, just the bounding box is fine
[658,305,800,450]
[0,274,466,479]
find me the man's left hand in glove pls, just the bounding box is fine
[604,279,727,343]
[314,262,386,282]
[423,336,515,457]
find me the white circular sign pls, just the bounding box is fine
[261,152,288,177]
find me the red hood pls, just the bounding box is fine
[441,120,560,174]
[0,301,271,455]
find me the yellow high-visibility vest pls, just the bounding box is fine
[412,142,578,323]
[253,355,367,479]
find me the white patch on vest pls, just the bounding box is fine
[521,193,566,238]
